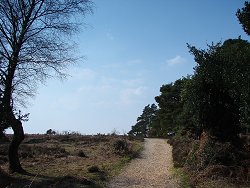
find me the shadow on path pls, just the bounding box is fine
[0,169,95,188]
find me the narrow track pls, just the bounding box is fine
[108,138,179,188]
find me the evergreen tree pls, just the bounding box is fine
[186,39,250,143]
[237,1,250,36]
[154,78,189,137]
[128,104,158,137]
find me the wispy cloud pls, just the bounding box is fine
[166,55,187,66]
[69,68,97,81]
[119,86,146,105]
[121,78,143,87]
[64,60,148,108]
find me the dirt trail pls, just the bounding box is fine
[108,138,179,188]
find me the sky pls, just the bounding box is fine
[11,0,248,135]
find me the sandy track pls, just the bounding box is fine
[108,138,179,188]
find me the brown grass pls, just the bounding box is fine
[0,134,143,188]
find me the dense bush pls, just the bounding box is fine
[168,135,196,168]
[170,134,250,186]
[186,139,243,171]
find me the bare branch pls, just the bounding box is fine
[0,0,93,109]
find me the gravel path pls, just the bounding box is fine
[108,138,179,188]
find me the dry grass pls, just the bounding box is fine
[0,134,143,188]
[168,135,250,188]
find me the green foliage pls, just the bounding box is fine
[184,141,200,170]
[186,39,250,142]
[185,139,242,172]
[237,1,250,36]
[168,136,197,167]
[155,82,182,136]
[132,77,201,138]
[198,141,241,168]
[128,104,158,137]
[152,77,197,138]
[171,167,191,188]
[113,139,130,155]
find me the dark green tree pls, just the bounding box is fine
[128,104,158,137]
[181,77,202,138]
[236,1,250,35]
[147,112,161,137]
[186,38,250,143]
[154,78,190,137]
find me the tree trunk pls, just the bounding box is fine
[8,116,25,173]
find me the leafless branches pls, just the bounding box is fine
[0,0,93,108]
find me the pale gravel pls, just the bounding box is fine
[108,138,179,188]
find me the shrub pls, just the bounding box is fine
[77,150,87,158]
[168,136,195,167]
[186,139,242,172]
[113,139,130,155]
[184,135,249,187]
[88,165,100,173]
[46,129,56,135]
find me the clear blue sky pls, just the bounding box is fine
[16,0,248,134]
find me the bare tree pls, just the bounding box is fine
[0,0,93,173]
